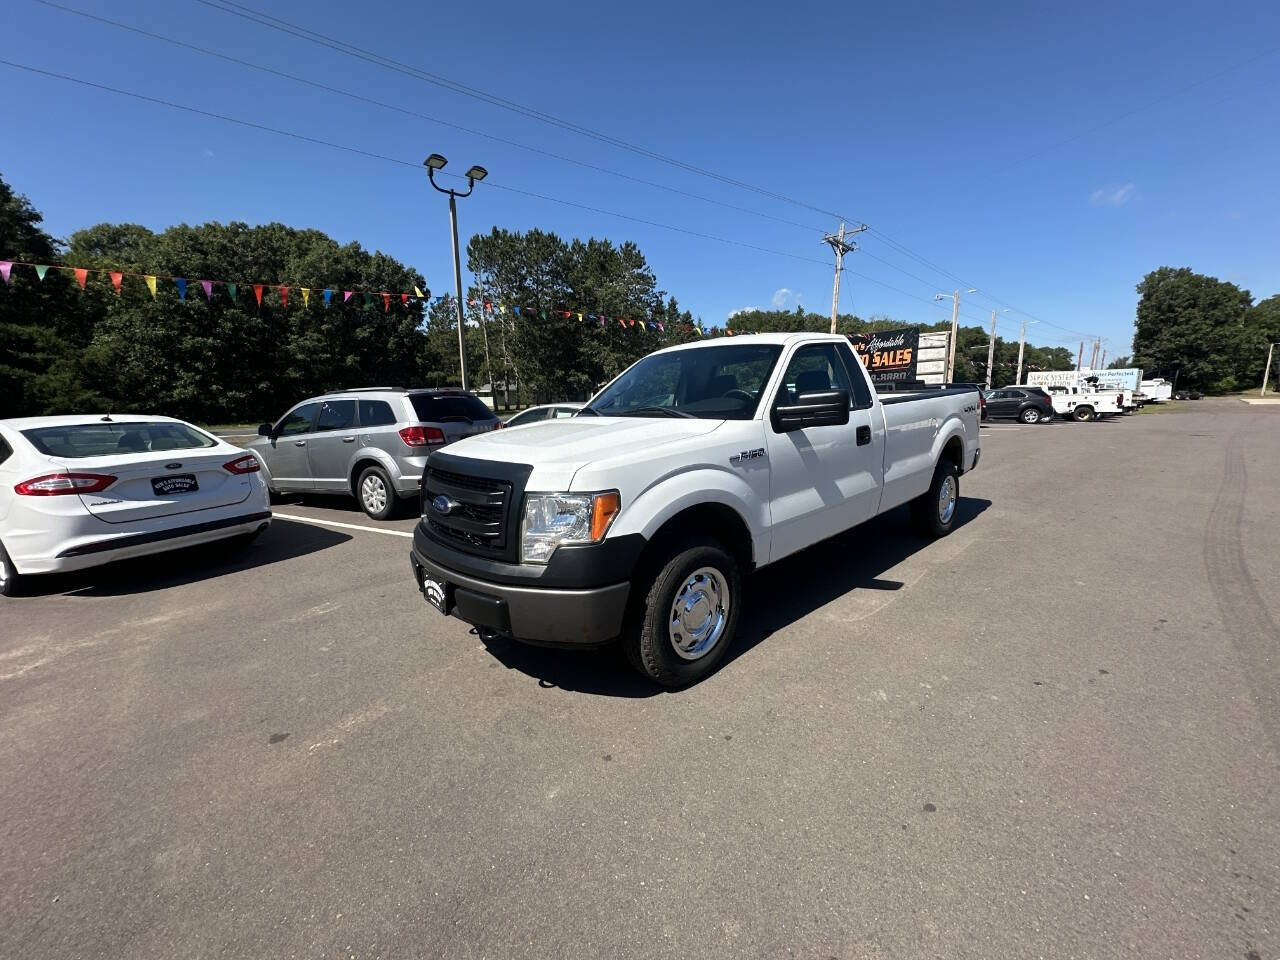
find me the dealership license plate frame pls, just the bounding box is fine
[151,473,199,496]
[421,573,452,615]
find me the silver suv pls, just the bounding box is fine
[247,388,501,519]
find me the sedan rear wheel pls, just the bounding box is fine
[0,542,25,598]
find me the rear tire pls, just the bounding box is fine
[912,461,960,538]
[0,541,25,598]
[623,538,741,688]
[1074,405,1095,422]
[1020,407,1041,424]
[357,465,399,520]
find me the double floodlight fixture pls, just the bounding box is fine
[423,154,488,184]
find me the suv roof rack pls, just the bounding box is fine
[341,386,406,392]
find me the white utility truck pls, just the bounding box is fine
[1038,383,1126,421]
[410,333,981,686]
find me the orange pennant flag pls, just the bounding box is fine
[110,272,122,294]
[74,267,89,289]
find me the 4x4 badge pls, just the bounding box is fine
[729,448,766,466]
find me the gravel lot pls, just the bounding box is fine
[2,400,1277,959]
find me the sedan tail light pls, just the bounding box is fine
[399,426,446,447]
[15,472,117,496]
[223,454,261,474]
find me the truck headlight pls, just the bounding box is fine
[520,491,621,564]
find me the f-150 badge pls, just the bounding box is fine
[729,448,766,465]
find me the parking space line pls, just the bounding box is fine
[271,513,415,538]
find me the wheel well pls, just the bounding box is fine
[941,435,965,473]
[349,458,385,496]
[642,503,755,574]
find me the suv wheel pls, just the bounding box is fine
[357,465,398,520]
[1020,406,1041,424]
[624,538,741,687]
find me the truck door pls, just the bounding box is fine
[764,342,885,562]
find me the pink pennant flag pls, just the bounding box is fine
[657,322,665,332]
[382,292,390,312]
[0,262,11,284]
[201,280,213,300]
[110,271,122,294]
[279,286,290,308]
[74,268,89,289]
[343,290,353,302]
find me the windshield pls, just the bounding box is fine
[585,344,782,420]
[409,393,497,423]
[22,421,218,458]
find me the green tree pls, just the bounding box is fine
[1133,267,1253,392]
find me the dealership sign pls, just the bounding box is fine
[849,327,920,383]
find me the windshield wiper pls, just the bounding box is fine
[616,405,696,419]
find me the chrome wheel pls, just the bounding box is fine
[669,567,730,661]
[361,474,388,514]
[937,474,957,525]
[1021,408,1040,424]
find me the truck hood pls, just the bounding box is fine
[441,416,725,489]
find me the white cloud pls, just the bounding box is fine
[1090,183,1135,206]
[203,148,216,159]
[771,287,794,308]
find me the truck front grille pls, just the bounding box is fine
[422,466,512,556]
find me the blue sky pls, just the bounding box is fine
[5,0,1278,356]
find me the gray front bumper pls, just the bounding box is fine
[410,549,630,647]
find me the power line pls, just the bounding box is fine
[0,58,836,270]
[32,0,825,236]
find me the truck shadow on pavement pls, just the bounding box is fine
[14,519,350,598]
[480,497,992,697]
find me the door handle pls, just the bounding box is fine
[341,436,356,443]
[294,439,306,447]
[856,425,871,446]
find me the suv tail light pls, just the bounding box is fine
[223,454,261,475]
[15,472,117,496]
[399,425,446,447]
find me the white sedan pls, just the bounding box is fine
[503,402,584,427]
[0,415,271,596]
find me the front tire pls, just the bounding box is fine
[1020,406,1041,424]
[624,539,741,687]
[0,541,25,598]
[357,465,399,520]
[912,461,960,538]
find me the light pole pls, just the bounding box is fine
[425,153,487,391]
[1262,342,1280,397]
[935,289,977,383]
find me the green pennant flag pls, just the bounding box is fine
[35,265,49,281]
[363,292,373,306]
[227,282,237,302]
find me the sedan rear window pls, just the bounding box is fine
[409,393,496,423]
[22,422,218,458]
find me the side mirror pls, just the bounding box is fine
[772,389,850,432]
[257,423,273,437]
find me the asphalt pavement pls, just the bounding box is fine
[2,401,1278,959]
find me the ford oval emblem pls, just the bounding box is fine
[165,462,182,470]
[432,495,454,515]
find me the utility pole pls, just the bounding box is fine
[821,221,866,334]
[1263,342,1279,396]
[985,309,997,389]
[1100,349,1107,369]
[1076,341,1084,372]
[945,290,960,383]
[1089,338,1101,371]
[1015,321,1028,385]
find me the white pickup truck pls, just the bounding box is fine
[410,333,981,686]
[1040,383,1126,421]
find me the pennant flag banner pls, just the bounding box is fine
[0,259,728,337]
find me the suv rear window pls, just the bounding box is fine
[358,399,397,427]
[409,393,496,423]
[22,422,217,458]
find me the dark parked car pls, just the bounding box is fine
[983,387,1053,424]
[945,382,987,421]
[1175,390,1202,400]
